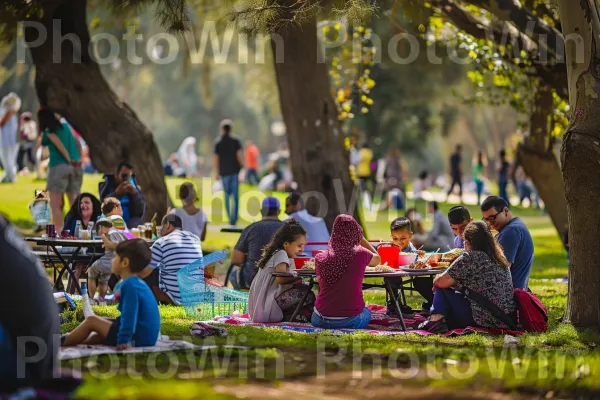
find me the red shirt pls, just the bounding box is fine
[315,248,373,317]
[245,144,259,170]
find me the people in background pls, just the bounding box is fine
[249,219,316,323]
[448,206,472,249]
[164,153,186,177]
[418,221,516,333]
[17,112,38,174]
[498,149,510,205]
[285,192,329,254]
[245,139,260,186]
[63,192,102,236]
[481,196,534,289]
[412,202,454,251]
[311,215,380,329]
[87,218,127,303]
[0,215,60,391]
[99,162,146,229]
[177,136,198,177]
[214,119,244,226]
[169,182,208,241]
[38,108,83,233]
[0,93,22,183]
[473,151,485,205]
[142,214,203,304]
[63,239,160,349]
[357,143,374,198]
[406,207,427,246]
[230,197,284,290]
[412,170,430,200]
[446,144,463,203]
[383,147,404,195]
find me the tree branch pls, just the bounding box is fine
[586,0,600,55]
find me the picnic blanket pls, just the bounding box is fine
[59,339,202,361]
[208,305,525,337]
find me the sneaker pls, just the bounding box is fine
[417,317,449,334]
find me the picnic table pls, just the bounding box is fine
[26,237,154,294]
[273,268,446,331]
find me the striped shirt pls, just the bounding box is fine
[150,229,203,304]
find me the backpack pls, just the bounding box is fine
[513,288,548,332]
[462,287,548,333]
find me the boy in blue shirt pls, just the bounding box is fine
[62,239,160,349]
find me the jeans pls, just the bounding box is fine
[311,307,371,329]
[221,174,239,226]
[430,288,476,329]
[498,178,510,206]
[475,180,484,205]
[246,169,259,186]
[17,142,36,172]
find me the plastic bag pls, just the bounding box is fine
[29,200,51,226]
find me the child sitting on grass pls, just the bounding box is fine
[62,239,160,349]
[101,197,133,238]
[86,218,127,303]
[385,217,433,318]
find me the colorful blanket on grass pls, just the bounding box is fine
[210,305,525,337]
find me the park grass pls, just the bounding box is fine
[3,175,594,398]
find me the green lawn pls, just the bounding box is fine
[3,175,595,399]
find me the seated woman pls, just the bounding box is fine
[311,215,381,329]
[169,182,208,241]
[418,221,516,333]
[248,219,315,323]
[63,192,102,235]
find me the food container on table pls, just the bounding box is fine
[131,228,141,238]
[61,230,71,239]
[46,224,57,238]
[293,257,312,269]
[398,253,418,267]
[377,243,400,268]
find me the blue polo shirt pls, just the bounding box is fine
[496,217,534,289]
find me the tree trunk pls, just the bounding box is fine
[25,0,168,221]
[517,84,568,240]
[557,0,600,328]
[270,18,359,230]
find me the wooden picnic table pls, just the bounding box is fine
[273,268,447,331]
[26,237,154,294]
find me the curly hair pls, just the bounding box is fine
[256,219,306,269]
[463,220,510,268]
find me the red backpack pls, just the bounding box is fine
[513,288,548,332]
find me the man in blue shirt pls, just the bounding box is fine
[448,206,472,249]
[285,192,330,254]
[99,162,146,228]
[481,196,534,289]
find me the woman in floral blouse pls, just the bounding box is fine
[418,220,516,333]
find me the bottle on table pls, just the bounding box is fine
[74,221,81,239]
[87,222,95,239]
[81,282,95,317]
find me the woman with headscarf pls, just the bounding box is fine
[0,93,22,183]
[177,137,198,177]
[311,215,381,329]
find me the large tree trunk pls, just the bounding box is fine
[24,0,168,221]
[557,0,600,328]
[270,17,359,230]
[517,84,568,240]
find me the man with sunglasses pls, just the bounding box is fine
[481,196,534,289]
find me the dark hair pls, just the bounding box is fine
[65,193,101,225]
[463,221,510,268]
[256,219,306,269]
[286,192,303,208]
[431,201,439,212]
[222,124,232,134]
[499,149,506,159]
[117,162,133,173]
[101,197,121,215]
[481,196,508,213]
[95,219,113,234]
[390,217,411,232]
[456,144,462,151]
[418,170,428,180]
[115,239,152,273]
[477,151,484,166]
[162,213,183,229]
[448,206,471,225]
[37,108,61,132]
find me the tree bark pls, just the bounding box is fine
[270,18,359,230]
[517,84,568,240]
[557,0,600,328]
[25,0,168,221]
